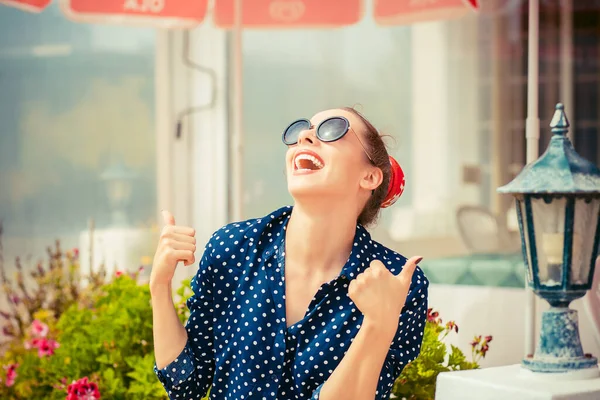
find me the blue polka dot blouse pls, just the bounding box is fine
[154,206,429,399]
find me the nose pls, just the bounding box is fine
[297,127,316,145]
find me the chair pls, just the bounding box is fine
[456,205,518,254]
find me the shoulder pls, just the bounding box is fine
[204,206,292,262]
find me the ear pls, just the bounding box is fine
[359,166,383,192]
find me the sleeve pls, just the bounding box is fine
[375,273,429,399]
[154,251,215,399]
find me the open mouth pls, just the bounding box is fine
[294,151,324,172]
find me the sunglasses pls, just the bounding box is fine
[282,116,373,163]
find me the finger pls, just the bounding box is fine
[172,226,195,236]
[184,255,197,266]
[166,233,196,245]
[172,250,194,264]
[395,256,422,282]
[368,260,386,277]
[369,259,385,271]
[162,210,176,226]
[167,240,196,252]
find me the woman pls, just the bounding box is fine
[151,107,429,400]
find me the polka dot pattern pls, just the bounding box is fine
[154,206,429,399]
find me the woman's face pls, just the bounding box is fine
[285,108,382,207]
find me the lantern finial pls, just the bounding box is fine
[550,103,570,136]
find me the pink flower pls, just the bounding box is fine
[24,337,38,349]
[37,338,60,357]
[30,319,49,338]
[3,364,18,387]
[427,308,442,324]
[27,338,59,357]
[66,377,100,400]
[115,271,123,277]
[73,248,80,258]
[470,335,482,348]
[445,321,459,333]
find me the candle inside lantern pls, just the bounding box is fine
[540,233,564,286]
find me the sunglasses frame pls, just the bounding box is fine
[282,116,374,163]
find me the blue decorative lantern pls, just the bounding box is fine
[498,103,600,377]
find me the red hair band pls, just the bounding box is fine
[380,156,405,209]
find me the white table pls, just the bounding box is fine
[436,364,600,400]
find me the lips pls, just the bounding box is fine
[293,149,325,173]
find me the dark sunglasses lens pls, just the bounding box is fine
[283,120,310,145]
[317,118,348,142]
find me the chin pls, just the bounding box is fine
[288,177,348,204]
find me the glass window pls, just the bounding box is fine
[0,4,157,268]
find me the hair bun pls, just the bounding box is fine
[380,156,405,208]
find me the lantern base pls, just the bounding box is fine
[522,307,598,375]
[522,356,599,377]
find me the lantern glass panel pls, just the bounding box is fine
[532,197,566,287]
[517,199,533,283]
[571,197,600,286]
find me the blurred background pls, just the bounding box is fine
[1,0,599,369]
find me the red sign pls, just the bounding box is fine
[214,0,362,28]
[60,0,208,28]
[0,0,51,12]
[375,0,478,25]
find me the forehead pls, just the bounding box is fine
[310,109,367,132]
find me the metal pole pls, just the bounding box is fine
[559,0,574,143]
[231,0,244,222]
[524,0,540,358]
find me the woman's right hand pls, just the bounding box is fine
[150,210,197,287]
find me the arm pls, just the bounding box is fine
[315,317,396,400]
[151,282,188,370]
[315,259,429,400]
[151,211,215,399]
[153,254,215,398]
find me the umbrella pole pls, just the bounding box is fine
[232,0,244,221]
[524,0,540,358]
[559,0,574,143]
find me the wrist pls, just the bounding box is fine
[361,316,397,344]
[149,280,172,297]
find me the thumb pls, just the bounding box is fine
[395,256,422,282]
[161,210,176,226]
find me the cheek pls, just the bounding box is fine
[285,148,294,168]
[329,152,363,180]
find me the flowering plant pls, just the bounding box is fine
[0,223,168,399]
[391,308,493,399]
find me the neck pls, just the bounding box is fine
[285,201,357,275]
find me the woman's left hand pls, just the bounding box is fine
[348,256,422,339]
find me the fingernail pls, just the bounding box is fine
[415,256,423,264]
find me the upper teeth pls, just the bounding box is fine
[295,153,323,169]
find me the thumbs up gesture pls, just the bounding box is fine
[150,210,197,287]
[348,256,422,339]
